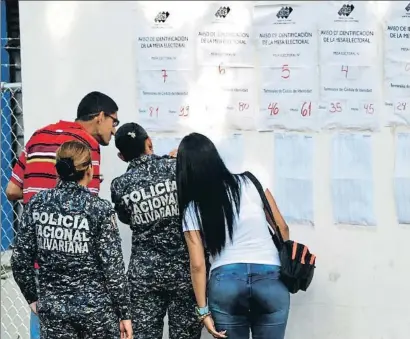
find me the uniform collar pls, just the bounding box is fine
[127,154,162,170]
[56,180,91,193]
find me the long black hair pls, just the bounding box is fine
[176,133,242,257]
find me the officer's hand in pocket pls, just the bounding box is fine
[29,301,38,315]
[120,319,133,339]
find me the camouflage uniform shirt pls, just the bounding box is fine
[11,180,131,321]
[110,154,190,289]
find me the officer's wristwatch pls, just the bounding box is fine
[195,305,210,321]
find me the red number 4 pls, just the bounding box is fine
[341,65,348,78]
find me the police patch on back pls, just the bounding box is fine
[35,211,90,254]
[121,179,178,225]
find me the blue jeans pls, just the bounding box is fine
[30,311,40,339]
[208,263,290,339]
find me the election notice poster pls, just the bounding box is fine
[319,64,379,130]
[138,70,192,132]
[253,3,318,68]
[383,2,410,126]
[197,66,256,131]
[257,66,320,132]
[135,2,196,70]
[318,1,379,130]
[196,1,254,67]
[319,1,378,66]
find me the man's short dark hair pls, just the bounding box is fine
[115,123,149,162]
[76,91,118,121]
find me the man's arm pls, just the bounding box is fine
[6,150,26,200]
[6,181,23,200]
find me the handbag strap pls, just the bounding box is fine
[243,171,284,250]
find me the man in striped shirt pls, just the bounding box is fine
[6,91,119,202]
[5,91,120,339]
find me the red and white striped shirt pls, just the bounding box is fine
[10,120,101,204]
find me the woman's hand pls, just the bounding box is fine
[203,315,227,338]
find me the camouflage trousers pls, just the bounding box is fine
[38,297,120,339]
[128,254,203,339]
[130,282,203,339]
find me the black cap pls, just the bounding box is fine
[115,123,149,161]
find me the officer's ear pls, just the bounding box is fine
[117,152,126,162]
[145,137,153,155]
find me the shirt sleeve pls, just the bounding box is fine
[88,146,101,195]
[110,178,131,225]
[10,200,38,304]
[182,203,201,232]
[96,205,131,320]
[10,149,26,188]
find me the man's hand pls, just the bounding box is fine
[6,181,23,201]
[120,319,133,339]
[169,149,178,158]
[29,301,38,315]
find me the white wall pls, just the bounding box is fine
[17,1,410,339]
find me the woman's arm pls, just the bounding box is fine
[11,202,38,305]
[184,231,207,307]
[265,189,290,241]
[96,207,131,321]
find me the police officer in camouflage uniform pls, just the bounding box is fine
[11,140,133,339]
[110,123,202,339]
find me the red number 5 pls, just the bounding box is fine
[281,64,290,79]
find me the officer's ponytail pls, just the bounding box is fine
[55,141,92,182]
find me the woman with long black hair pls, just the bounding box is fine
[177,133,291,339]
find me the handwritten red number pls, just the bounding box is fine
[396,102,407,111]
[301,102,312,117]
[329,102,342,113]
[281,64,290,79]
[179,106,189,117]
[239,102,249,111]
[149,107,159,117]
[341,65,348,78]
[268,103,279,115]
[364,104,374,114]
[218,64,225,75]
[161,70,168,83]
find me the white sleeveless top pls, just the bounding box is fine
[182,176,280,271]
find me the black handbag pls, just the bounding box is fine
[244,171,316,294]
